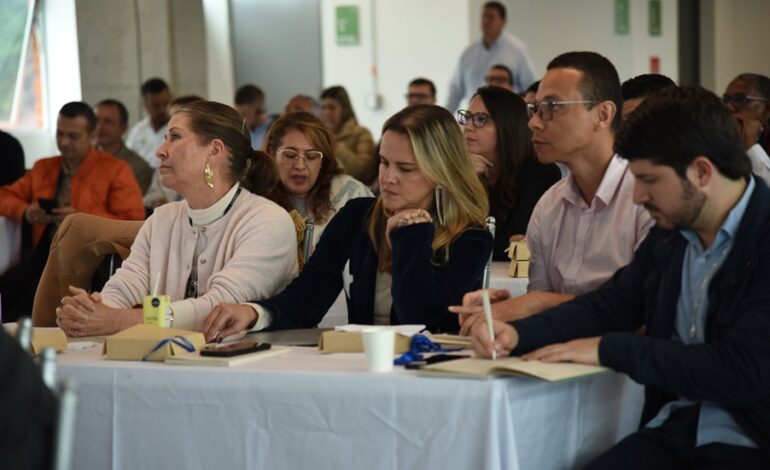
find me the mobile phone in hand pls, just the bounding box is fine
[200,342,271,357]
[37,198,57,215]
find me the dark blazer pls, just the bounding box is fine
[492,158,561,261]
[511,176,770,458]
[258,197,493,332]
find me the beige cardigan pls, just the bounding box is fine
[101,190,298,330]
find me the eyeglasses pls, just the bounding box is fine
[722,93,768,108]
[457,109,492,128]
[485,75,511,86]
[406,93,432,100]
[526,100,597,121]
[276,148,324,163]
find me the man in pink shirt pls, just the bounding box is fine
[453,51,653,333]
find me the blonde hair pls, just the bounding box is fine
[368,105,489,271]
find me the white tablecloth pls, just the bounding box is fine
[57,344,643,470]
[319,262,528,328]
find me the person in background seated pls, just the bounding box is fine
[522,80,540,105]
[320,86,376,183]
[406,78,437,106]
[485,64,514,90]
[620,73,675,120]
[0,130,25,187]
[234,84,275,150]
[459,86,560,260]
[284,94,320,117]
[126,78,172,169]
[723,73,770,187]
[202,104,493,340]
[0,101,144,321]
[452,51,653,334]
[473,86,770,470]
[94,99,154,194]
[265,112,372,246]
[56,101,298,336]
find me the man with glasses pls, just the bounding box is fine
[472,86,770,469]
[446,1,536,111]
[405,78,436,106]
[452,51,653,333]
[723,73,770,186]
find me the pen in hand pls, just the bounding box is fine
[482,289,497,360]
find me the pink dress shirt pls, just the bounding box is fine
[526,155,654,295]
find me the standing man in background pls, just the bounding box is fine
[126,78,173,169]
[446,1,536,111]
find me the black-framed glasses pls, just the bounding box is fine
[526,100,597,121]
[405,93,432,102]
[277,148,324,163]
[722,93,768,107]
[457,109,492,128]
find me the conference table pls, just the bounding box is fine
[57,338,644,470]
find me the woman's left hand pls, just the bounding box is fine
[57,286,121,337]
[385,208,433,248]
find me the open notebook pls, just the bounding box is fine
[164,345,291,367]
[422,356,606,382]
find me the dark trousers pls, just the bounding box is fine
[0,232,51,323]
[585,405,768,469]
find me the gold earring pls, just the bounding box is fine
[204,161,214,188]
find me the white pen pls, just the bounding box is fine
[482,289,497,360]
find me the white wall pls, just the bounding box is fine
[700,0,770,94]
[321,0,470,139]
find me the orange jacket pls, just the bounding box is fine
[0,148,145,246]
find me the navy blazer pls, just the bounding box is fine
[258,197,493,332]
[511,177,770,457]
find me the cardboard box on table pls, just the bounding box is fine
[2,324,68,354]
[103,324,206,361]
[507,239,531,278]
[318,330,411,353]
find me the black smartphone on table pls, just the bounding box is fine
[37,198,57,214]
[200,342,271,357]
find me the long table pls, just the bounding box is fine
[320,261,529,328]
[57,342,643,470]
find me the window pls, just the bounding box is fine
[0,0,45,129]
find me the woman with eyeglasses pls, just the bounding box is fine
[201,105,493,340]
[458,86,561,260]
[264,112,372,247]
[320,86,377,184]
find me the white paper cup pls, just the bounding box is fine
[362,327,396,372]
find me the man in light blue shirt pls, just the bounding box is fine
[234,84,275,150]
[446,1,536,111]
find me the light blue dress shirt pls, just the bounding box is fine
[646,177,757,448]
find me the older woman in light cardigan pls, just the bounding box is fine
[56,101,297,336]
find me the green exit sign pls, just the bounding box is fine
[336,6,360,46]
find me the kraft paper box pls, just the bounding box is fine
[3,324,68,354]
[103,324,206,362]
[318,330,411,353]
[506,239,531,278]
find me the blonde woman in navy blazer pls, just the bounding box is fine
[203,105,492,339]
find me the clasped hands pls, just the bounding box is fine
[56,286,121,337]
